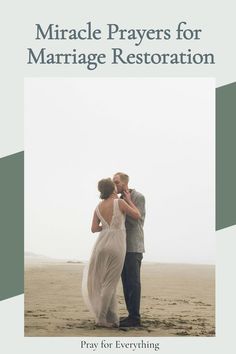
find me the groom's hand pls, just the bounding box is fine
[123,189,131,203]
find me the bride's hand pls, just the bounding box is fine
[123,190,131,203]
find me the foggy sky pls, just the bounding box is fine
[24,77,215,264]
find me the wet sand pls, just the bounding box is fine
[24,261,215,337]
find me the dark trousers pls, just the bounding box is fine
[121,252,143,320]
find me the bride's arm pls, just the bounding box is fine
[118,198,141,220]
[91,210,102,233]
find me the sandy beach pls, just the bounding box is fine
[24,260,215,337]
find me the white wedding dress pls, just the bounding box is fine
[82,198,126,326]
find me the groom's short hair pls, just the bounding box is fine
[114,172,129,184]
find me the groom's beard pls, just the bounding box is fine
[120,189,133,199]
[119,191,125,199]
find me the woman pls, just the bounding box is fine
[82,178,141,328]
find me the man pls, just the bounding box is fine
[113,172,146,327]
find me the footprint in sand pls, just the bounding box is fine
[162,320,176,328]
[176,299,189,304]
[176,330,190,336]
[177,317,191,323]
[193,301,205,305]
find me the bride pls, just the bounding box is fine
[82,177,141,327]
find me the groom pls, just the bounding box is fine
[113,172,146,327]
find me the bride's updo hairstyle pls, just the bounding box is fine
[98,178,115,200]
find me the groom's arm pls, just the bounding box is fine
[126,195,145,226]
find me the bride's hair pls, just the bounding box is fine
[98,178,115,199]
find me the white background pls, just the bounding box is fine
[25,78,215,264]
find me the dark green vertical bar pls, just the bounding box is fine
[216,83,236,230]
[0,152,24,301]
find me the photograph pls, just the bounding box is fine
[24,77,215,337]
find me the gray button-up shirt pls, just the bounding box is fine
[124,189,145,253]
